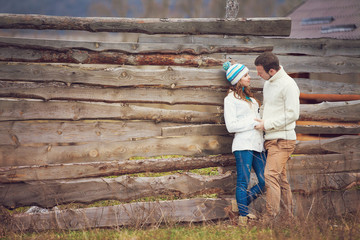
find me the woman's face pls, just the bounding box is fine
[239,72,251,87]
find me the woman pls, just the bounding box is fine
[223,61,266,225]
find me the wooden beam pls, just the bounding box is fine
[299,100,360,122]
[1,136,358,182]
[0,173,235,209]
[0,135,234,167]
[0,100,223,123]
[161,123,360,137]
[0,37,273,55]
[0,154,235,183]
[6,198,231,231]
[139,36,360,57]
[0,86,227,106]
[0,14,291,36]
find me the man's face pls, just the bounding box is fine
[256,65,272,80]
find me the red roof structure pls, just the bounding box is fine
[287,0,360,39]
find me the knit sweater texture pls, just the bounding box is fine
[224,91,264,153]
[262,66,300,140]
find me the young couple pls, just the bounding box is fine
[223,52,300,225]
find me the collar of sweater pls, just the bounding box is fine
[268,65,286,83]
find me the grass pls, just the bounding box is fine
[2,216,360,240]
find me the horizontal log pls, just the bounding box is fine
[0,154,236,183]
[299,100,360,122]
[0,172,235,209]
[228,55,360,75]
[1,161,358,209]
[0,62,264,90]
[0,14,291,36]
[1,136,358,182]
[0,86,227,105]
[290,172,360,195]
[0,120,180,145]
[0,135,234,167]
[2,46,360,74]
[0,100,223,123]
[3,63,359,96]
[139,36,360,57]
[161,123,360,137]
[1,99,359,124]
[0,37,273,55]
[288,153,360,174]
[6,198,230,231]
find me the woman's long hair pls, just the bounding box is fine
[227,83,261,106]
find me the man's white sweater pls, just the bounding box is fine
[262,66,300,140]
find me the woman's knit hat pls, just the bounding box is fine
[223,61,249,85]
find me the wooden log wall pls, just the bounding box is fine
[0,14,359,231]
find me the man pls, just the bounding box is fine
[254,52,300,222]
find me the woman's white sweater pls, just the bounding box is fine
[262,66,300,140]
[224,92,264,153]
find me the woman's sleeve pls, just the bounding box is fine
[224,97,257,133]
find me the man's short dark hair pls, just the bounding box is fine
[254,52,280,73]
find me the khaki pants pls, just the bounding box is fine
[264,139,296,218]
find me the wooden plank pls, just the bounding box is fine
[1,136,358,182]
[0,120,180,145]
[0,37,273,54]
[295,78,360,95]
[0,172,235,209]
[228,55,360,74]
[7,198,230,231]
[0,154,235,183]
[294,135,360,155]
[0,135,234,167]
[1,45,360,74]
[289,172,360,195]
[0,100,223,123]
[139,36,360,57]
[161,123,360,136]
[1,62,360,95]
[289,153,360,174]
[299,100,360,122]
[0,62,265,89]
[0,85,227,106]
[0,14,291,36]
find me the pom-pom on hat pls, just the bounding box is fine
[223,61,249,86]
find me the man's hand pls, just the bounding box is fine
[254,118,265,130]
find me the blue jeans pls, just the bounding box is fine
[234,150,266,216]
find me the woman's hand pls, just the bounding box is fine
[254,118,265,130]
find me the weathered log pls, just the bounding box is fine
[2,45,360,73]
[0,172,235,209]
[139,36,360,57]
[288,153,360,174]
[0,37,273,55]
[0,14,291,36]
[289,172,360,195]
[0,120,180,145]
[1,62,360,96]
[161,123,360,137]
[0,86,227,105]
[0,100,223,123]
[1,165,358,208]
[0,62,263,89]
[0,135,234,167]
[299,100,360,122]
[228,55,360,74]
[6,198,231,231]
[294,135,360,154]
[1,136,358,182]
[0,155,235,183]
